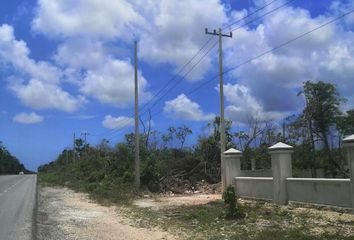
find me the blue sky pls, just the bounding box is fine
[0,0,354,171]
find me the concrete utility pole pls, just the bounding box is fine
[205,28,232,191]
[81,132,89,155]
[81,132,89,144]
[134,40,140,189]
[73,133,76,161]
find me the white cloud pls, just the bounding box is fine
[102,115,134,129]
[0,24,61,84]
[32,0,231,81]
[32,0,143,40]
[223,4,354,117]
[0,24,86,112]
[55,39,152,106]
[4,1,354,118]
[223,83,287,124]
[139,0,229,81]
[164,94,214,121]
[80,56,151,107]
[10,79,86,112]
[13,112,44,124]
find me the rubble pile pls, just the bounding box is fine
[159,176,221,195]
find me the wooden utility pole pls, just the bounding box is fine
[205,28,232,191]
[134,40,140,189]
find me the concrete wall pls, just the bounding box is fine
[292,169,326,178]
[226,136,354,209]
[240,169,272,177]
[234,177,273,200]
[286,178,351,208]
[240,169,325,178]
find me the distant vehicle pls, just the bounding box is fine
[19,171,24,175]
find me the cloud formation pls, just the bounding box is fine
[13,112,43,124]
[102,115,134,129]
[2,0,354,122]
[0,24,85,112]
[223,3,354,123]
[164,94,214,121]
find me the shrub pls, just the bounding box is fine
[222,185,237,219]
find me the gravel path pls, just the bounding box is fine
[36,186,176,240]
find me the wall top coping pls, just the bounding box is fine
[286,178,350,182]
[235,177,273,180]
[343,134,354,143]
[224,148,242,155]
[268,142,293,151]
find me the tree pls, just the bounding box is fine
[302,81,345,176]
[336,109,354,138]
[176,125,192,149]
[161,127,176,148]
[208,116,233,146]
[0,142,28,174]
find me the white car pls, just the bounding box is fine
[19,171,24,175]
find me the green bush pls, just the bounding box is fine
[222,185,237,219]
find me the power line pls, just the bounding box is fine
[138,0,298,117]
[139,0,292,114]
[146,8,354,122]
[222,0,281,30]
[143,38,219,113]
[88,0,301,140]
[229,0,298,32]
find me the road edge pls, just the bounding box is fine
[32,175,38,240]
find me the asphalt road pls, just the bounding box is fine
[0,174,37,240]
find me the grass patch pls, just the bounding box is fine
[119,199,354,240]
[38,172,141,205]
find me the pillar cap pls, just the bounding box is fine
[268,142,293,152]
[224,148,242,155]
[343,134,354,144]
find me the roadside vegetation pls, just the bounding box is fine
[121,198,354,240]
[0,141,30,174]
[38,81,354,238]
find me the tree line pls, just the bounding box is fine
[0,142,29,174]
[38,81,354,196]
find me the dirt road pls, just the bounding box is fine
[36,186,176,240]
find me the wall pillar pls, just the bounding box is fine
[269,142,293,205]
[223,148,242,188]
[251,159,256,170]
[343,134,354,209]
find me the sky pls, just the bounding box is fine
[0,0,354,171]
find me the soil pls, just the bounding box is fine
[133,194,221,210]
[36,186,177,240]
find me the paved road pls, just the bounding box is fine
[0,175,37,240]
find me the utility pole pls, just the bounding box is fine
[81,132,89,156]
[205,28,232,191]
[73,133,76,161]
[81,132,89,144]
[134,40,140,189]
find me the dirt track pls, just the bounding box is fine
[36,186,176,240]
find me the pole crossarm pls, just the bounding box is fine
[205,28,232,38]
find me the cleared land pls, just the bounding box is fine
[36,184,354,240]
[36,186,176,240]
[125,195,354,240]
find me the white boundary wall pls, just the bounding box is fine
[286,178,351,208]
[225,135,354,209]
[234,177,273,200]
